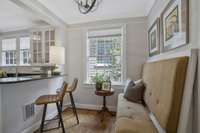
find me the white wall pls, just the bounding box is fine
[55,26,69,79]
[148,0,199,61]
[65,17,148,109]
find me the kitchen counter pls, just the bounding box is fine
[0,73,66,133]
[0,74,67,84]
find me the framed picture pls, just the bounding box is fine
[148,18,160,57]
[161,0,189,52]
[102,81,111,91]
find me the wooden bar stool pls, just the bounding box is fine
[58,78,79,126]
[35,82,68,133]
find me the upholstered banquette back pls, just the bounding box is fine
[142,57,189,133]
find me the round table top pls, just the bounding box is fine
[95,88,115,96]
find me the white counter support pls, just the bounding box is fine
[0,77,64,133]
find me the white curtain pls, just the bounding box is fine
[177,49,200,133]
[2,38,16,51]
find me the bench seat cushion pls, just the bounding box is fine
[117,93,148,120]
[115,117,157,133]
[116,94,157,133]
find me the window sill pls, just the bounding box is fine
[83,82,125,89]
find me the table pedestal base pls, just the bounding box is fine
[98,96,115,122]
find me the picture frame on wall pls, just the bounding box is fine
[161,0,189,52]
[148,18,160,57]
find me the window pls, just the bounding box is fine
[20,37,30,65]
[87,27,124,84]
[2,38,17,65]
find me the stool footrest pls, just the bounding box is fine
[41,116,60,132]
[45,116,59,122]
[42,126,60,132]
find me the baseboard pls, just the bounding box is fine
[67,103,117,112]
[21,110,58,133]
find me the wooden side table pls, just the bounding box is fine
[95,88,115,121]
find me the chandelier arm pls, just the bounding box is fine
[74,0,80,4]
[78,0,96,14]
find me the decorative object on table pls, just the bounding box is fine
[95,88,115,122]
[161,0,189,52]
[148,18,160,57]
[102,76,111,91]
[0,70,7,78]
[49,46,65,75]
[91,73,104,91]
[73,0,102,14]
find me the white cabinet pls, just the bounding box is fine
[31,29,55,64]
[32,31,42,64]
[44,30,55,63]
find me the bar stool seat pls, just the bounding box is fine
[35,95,60,105]
[35,82,68,133]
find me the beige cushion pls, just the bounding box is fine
[142,57,189,133]
[117,93,148,120]
[115,117,157,133]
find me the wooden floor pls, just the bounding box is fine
[35,108,116,133]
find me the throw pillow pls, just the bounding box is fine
[124,80,145,103]
[123,78,135,93]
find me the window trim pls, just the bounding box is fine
[84,24,127,85]
[0,35,31,66]
[1,37,17,66]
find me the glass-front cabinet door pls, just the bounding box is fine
[45,30,55,63]
[32,31,43,64]
[31,28,55,64]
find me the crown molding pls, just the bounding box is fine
[10,0,68,28]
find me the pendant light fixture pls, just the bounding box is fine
[74,0,101,14]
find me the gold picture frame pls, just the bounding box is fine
[148,18,160,57]
[161,0,189,52]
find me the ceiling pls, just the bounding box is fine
[0,0,48,33]
[0,0,155,32]
[37,0,155,24]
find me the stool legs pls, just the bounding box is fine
[58,93,79,127]
[58,100,63,128]
[39,103,65,133]
[69,92,79,124]
[56,102,65,133]
[40,104,47,133]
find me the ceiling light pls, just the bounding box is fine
[74,0,101,14]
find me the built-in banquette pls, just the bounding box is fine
[115,57,189,133]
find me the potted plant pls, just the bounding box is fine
[91,73,104,91]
